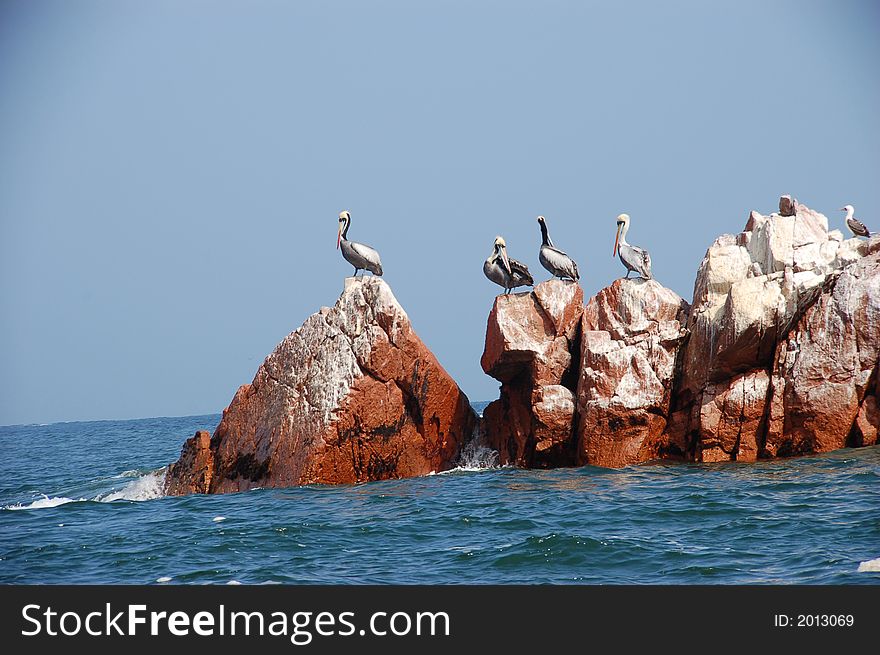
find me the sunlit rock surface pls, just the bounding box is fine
[166,277,477,495]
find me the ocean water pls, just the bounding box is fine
[1,408,879,585]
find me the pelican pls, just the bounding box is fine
[536,216,579,281]
[337,210,383,276]
[483,236,533,294]
[840,205,871,238]
[613,213,652,280]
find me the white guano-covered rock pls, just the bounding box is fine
[576,278,689,467]
[681,201,868,395]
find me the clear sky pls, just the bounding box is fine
[1,0,878,425]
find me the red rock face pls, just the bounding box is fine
[695,371,769,463]
[478,202,878,471]
[764,251,880,456]
[576,278,689,467]
[480,280,583,467]
[165,277,477,495]
[166,431,214,494]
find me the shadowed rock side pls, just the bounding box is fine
[576,278,690,467]
[166,277,478,495]
[671,202,880,462]
[480,280,583,467]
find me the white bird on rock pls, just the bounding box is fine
[841,205,871,238]
[483,236,534,294]
[536,215,579,281]
[613,213,652,280]
[337,210,383,276]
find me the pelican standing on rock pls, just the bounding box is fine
[841,205,871,238]
[613,213,652,280]
[536,216,579,281]
[337,210,383,276]
[483,236,534,294]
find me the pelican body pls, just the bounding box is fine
[613,213,652,280]
[484,236,533,294]
[337,210,383,276]
[841,205,870,238]
[537,216,579,281]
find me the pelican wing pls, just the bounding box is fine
[347,240,384,275]
[632,245,652,279]
[508,258,534,286]
[541,245,579,280]
[350,241,381,262]
[620,243,652,279]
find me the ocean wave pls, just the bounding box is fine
[3,495,85,511]
[112,469,143,479]
[450,437,500,472]
[98,469,167,502]
[4,469,167,510]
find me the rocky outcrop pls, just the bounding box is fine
[480,280,583,466]
[576,279,689,467]
[479,198,879,469]
[168,201,878,490]
[166,277,477,495]
[672,201,880,462]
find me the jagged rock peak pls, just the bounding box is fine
[166,276,477,495]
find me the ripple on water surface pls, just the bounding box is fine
[0,416,879,584]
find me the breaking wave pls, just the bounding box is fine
[97,469,167,502]
[3,468,167,510]
[441,433,500,473]
[4,495,84,511]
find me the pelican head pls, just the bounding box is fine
[493,236,511,275]
[337,210,350,249]
[536,215,546,224]
[840,205,854,215]
[614,214,630,256]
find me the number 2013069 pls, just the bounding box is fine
[774,614,854,627]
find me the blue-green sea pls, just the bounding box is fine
[1,407,879,584]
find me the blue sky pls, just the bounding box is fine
[1,0,878,424]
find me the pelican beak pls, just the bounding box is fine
[500,246,512,276]
[336,223,342,249]
[838,207,845,211]
[614,223,621,257]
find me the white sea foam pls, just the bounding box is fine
[3,495,83,511]
[212,516,226,523]
[445,436,500,472]
[113,469,142,479]
[227,580,242,585]
[4,469,167,510]
[99,469,167,502]
[156,576,173,583]
[857,557,880,572]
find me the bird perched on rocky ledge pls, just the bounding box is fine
[337,210,383,276]
[613,213,653,279]
[536,215,579,281]
[841,205,871,238]
[484,236,534,294]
